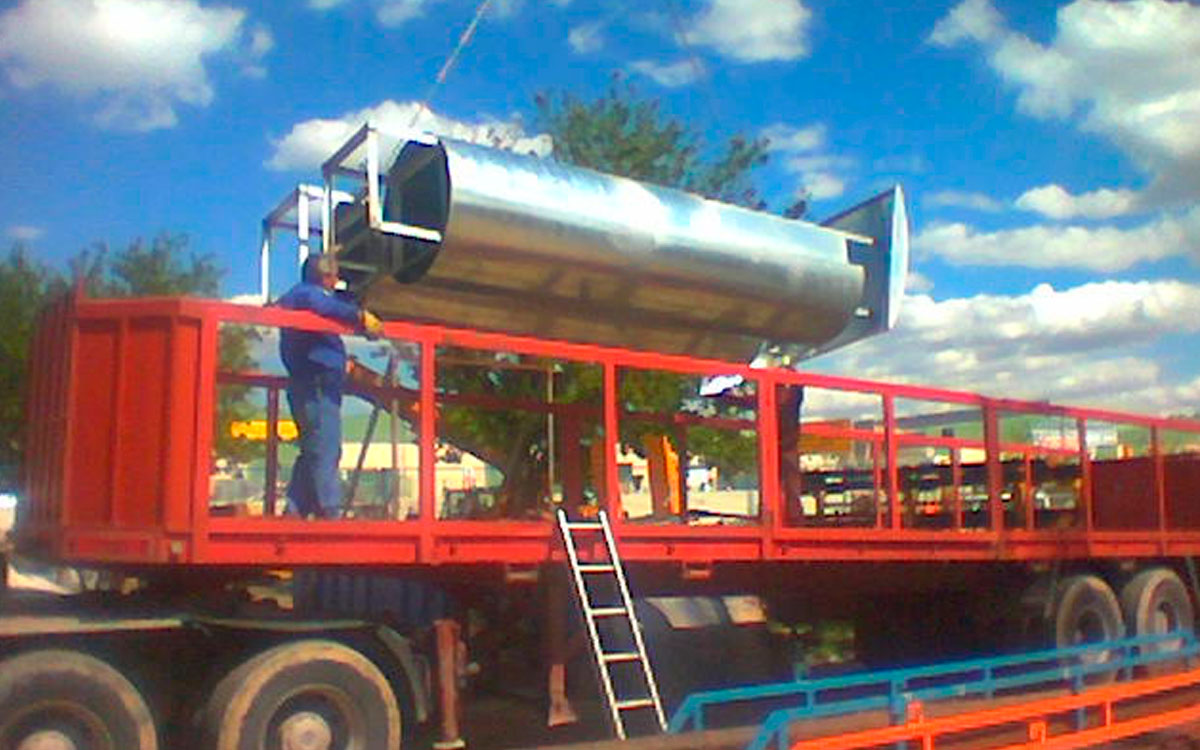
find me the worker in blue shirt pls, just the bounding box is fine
[277,252,384,518]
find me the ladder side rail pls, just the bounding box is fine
[599,510,669,731]
[557,509,628,739]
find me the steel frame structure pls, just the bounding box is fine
[22,294,1200,568]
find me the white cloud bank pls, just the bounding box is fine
[267,100,552,171]
[915,205,1200,272]
[930,0,1200,216]
[1014,184,1138,221]
[811,279,1200,416]
[0,0,270,131]
[684,0,812,63]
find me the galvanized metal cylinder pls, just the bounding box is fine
[342,137,906,362]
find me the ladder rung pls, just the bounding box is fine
[602,651,641,663]
[615,698,655,711]
[578,564,616,573]
[564,521,604,531]
[589,606,628,618]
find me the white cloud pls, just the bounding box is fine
[0,0,269,132]
[926,190,1004,213]
[798,172,845,200]
[928,0,1004,47]
[267,100,552,171]
[915,206,1200,271]
[905,270,934,294]
[5,225,44,242]
[930,0,1200,212]
[763,123,825,152]
[629,59,701,88]
[315,0,520,26]
[568,22,604,54]
[684,0,812,63]
[377,0,432,25]
[810,279,1200,415]
[1015,184,1138,220]
[763,123,852,200]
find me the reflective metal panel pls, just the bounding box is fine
[337,136,908,362]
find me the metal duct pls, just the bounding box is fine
[336,136,908,362]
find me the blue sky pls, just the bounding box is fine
[1,0,1199,416]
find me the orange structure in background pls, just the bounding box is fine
[642,434,681,516]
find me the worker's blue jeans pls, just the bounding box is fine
[286,372,344,518]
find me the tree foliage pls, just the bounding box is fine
[0,248,68,488]
[536,77,772,209]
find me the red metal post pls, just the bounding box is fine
[1023,454,1034,531]
[883,394,900,530]
[1077,417,1092,533]
[557,414,583,512]
[983,402,1003,533]
[191,313,219,561]
[1153,425,1167,541]
[265,386,280,516]
[603,362,621,521]
[419,337,437,561]
[758,378,781,548]
[873,439,884,529]
[951,448,963,531]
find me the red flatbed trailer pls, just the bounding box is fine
[22,294,1200,568]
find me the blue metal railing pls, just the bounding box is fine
[665,631,1198,750]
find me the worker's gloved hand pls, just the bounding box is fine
[361,309,385,339]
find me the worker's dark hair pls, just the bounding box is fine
[301,253,339,283]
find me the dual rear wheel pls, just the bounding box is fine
[0,640,401,750]
[201,639,401,750]
[1036,567,1195,676]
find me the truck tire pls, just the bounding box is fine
[201,639,401,750]
[1054,574,1125,683]
[0,649,157,750]
[1120,567,1194,673]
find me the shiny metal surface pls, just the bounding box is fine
[337,135,908,362]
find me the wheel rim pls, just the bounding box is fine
[278,711,333,750]
[1153,599,1185,651]
[3,702,110,750]
[18,730,79,750]
[267,686,366,750]
[1072,608,1116,666]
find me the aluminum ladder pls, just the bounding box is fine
[556,508,667,739]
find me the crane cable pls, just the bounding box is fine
[408,0,496,129]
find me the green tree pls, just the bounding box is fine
[0,247,68,488]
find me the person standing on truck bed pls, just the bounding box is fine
[277,252,384,518]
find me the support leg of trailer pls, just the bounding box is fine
[547,564,579,727]
[434,618,466,750]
